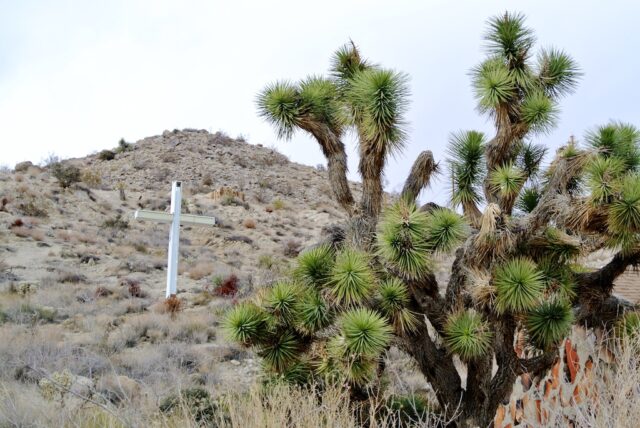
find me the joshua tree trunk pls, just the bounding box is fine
[299,119,355,215]
[358,140,385,226]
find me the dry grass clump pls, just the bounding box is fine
[242,218,256,229]
[164,295,182,317]
[189,262,214,280]
[81,170,102,188]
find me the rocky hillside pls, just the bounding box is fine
[0,129,375,421]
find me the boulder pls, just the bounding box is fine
[97,374,141,403]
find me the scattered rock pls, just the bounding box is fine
[97,374,141,403]
[70,375,95,397]
[80,254,100,264]
[14,161,34,172]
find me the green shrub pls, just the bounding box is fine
[51,163,81,189]
[115,138,133,153]
[98,150,116,161]
[272,198,286,210]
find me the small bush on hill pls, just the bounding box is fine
[51,163,81,189]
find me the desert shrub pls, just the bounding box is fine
[189,262,213,281]
[243,218,256,229]
[94,286,113,298]
[98,149,116,161]
[58,272,87,284]
[80,169,102,187]
[283,239,302,258]
[213,274,239,297]
[9,303,57,324]
[164,295,182,316]
[202,174,213,186]
[272,198,285,210]
[128,281,143,298]
[258,254,276,270]
[50,162,81,188]
[18,200,48,217]
[115,138,132,153]
[221,195,250,210]
[133,242,147,253]
[159,387,224,424]
[101,214,129,230]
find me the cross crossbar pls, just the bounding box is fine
[134,210,217,226]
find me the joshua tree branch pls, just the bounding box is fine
[518,348,560,378]
[574,250,640,296]
[487,317,519,419]
[401,151,438,202]
[445,247,474,312]
[299,119,355,215]
[358,140,385,224]
[399,318,463,419]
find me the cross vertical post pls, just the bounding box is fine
[166,181,182,297]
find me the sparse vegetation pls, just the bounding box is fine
[101,214,129,230]
[50,162,81,189]
[271,198,285,210]
[98,149,116,161]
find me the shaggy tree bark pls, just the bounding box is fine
[299,119,355,215]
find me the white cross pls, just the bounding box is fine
[133,181,216,297]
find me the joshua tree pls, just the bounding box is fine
[226,12,640,427]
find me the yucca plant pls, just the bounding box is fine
[226,12,640,427]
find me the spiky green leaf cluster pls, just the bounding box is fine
[447,131,486,207]
[377,200,432,278]
[520,91,558,134]
[259,330,300,372]
[224,303,268,345]
[294,245,335,288]
[265,281,304,323]
[330,248,375,306]
[516,187,541,213]
[377,278,417,333]
[586,122,640,171]
[494,258,545,313]
[257,82,300,140]
[485,12,536,65]
[526,299,573,349]
[608,174,640,235]
[297,293,332,334]
[340,308,392,357]
[536,48,581,98]
[444,310,493,360]
[348,68,410,155]
[517,142,547,182]
[586,156,626,203]
[472,57,515,112]
[330,42,371,84]
[423,208,470,253]
[536,227,581,262]
[537,259,577,303]
[489,163,525,199]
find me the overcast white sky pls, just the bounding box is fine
[2,0,639,204]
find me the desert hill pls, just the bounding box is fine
[0,129,374,417]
